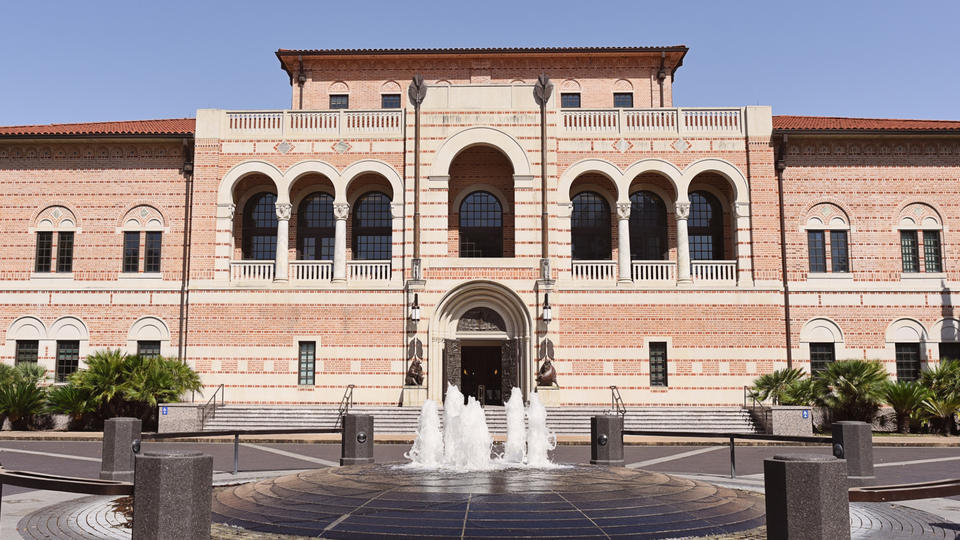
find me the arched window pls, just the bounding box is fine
[571,192,611,260]
[352,192,392,260]
[689,191,723,260]
[629,191,667,260]
[242,193,278,260]
[297,193,335,261]
[459,191,503,257]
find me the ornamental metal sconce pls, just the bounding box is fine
[410,293,421,323]
[542,293,552,324]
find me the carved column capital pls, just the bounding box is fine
[275,202,292,221]
[616,202,632,220]
[333,202,350,220]
[734,201,751,218]
[390,202,404,219]
[218,203,236,220]
[675,202,691,220]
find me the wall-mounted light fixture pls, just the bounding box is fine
[410,293,421,323]
[542,293,552,324]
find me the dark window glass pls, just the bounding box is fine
[56,231,74,273]
[901,231,919,273]
[352,192,392,260]
[242,193,278,260]
[144,232,162,273]
[15,340,39,365]
[560,93,581,108]
[940,343,960,365]
[381,94,401,108]
[649,342,668,387]
[35,231,52,273]
[689,191,723,260]
[808,231,826,273]
[298,341,316,385]
[56,340,79,383]
[895,343,921,382]
[459,191,503,258]
[629,191,668,260]
[137,341,161,358]
[809,342,836,374]
[613,92,633,108]
[830,230,849,273]
[571,192,611,260]
[297,193,336,261]
[329,94,349,109]
[123,231,140,273]
[923,231,942,273]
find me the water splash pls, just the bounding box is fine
[451,397,494,470]
[403,399,443,466]
[525,392,557,467]
[442,385,465,465]
[503,388,526,463]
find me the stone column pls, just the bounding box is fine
[832,421,875,486]
[675,201,692,284]
[100,417,141,482]
[332,202,349,283]
[274,202,291,282]
[590,415,624,466]
[341,414,375,465]
[763,453,849,540]
[215,203,236,281]
[133,450,213,540]
[733,201,753,287]
[616,202,632,284]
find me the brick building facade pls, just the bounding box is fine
[2,46,958,407]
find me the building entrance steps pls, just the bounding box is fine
[202,405,760,435]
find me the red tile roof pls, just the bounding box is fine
[278,46,688,56]
[774,115,960,132]
[0,118,195,137]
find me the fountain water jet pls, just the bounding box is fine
[525,392,557,466]
[502,388,526,463]
[442,385,464,466]
[404,399,443,466]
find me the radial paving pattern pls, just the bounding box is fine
[211,464,766,539]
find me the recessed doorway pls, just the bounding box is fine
[461,345,503,405]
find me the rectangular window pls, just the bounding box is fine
[830,230,849,273]
[298,341,316,386]
[809,342,836,374]
[901,231,919,273]
[35,231,53,273]
[137,341,161,358]
[123,231,140,273]
[923,231,942,273]
[144,231,162,273]
[808,231,826,273]
[329,94,349,109]
[56,231,74,273]
[380,94,401,109]
[613,92,634,108]
[649,342,668,387]
[940,343,960,365]
[15,340,39,365]
[56,340,80,383]
[895,343,921,382]
[560,93,581,108]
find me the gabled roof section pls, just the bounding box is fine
[0,118,195,138]
[774,115,960,133]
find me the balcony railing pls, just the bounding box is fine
[691,261,737,282]
[224,109,403,139]
[571,261,617,281]
[347,261,392,281]
[561,107,744,136]
[230,261,274,282]
[290,260,333,281]
[632,261,676,281]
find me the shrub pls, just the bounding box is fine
[920,361,960,401]
[882,381,930,434]
[815,360,889,423]
[14,362,47,385]
[781,377,817,406]
[751,368,806,405]
[0,379,46,429]
[46,384,96,425]
[922,394,960,435]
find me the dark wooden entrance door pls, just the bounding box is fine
[460,346,503,405]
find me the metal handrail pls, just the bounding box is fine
[743,385,773,433]
[199,383,224,429]
[335,384,355,429]
[609,385,626,420]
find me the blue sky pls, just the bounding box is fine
[2,1,958,125]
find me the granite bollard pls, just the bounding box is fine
[590,415,624,466]
[341,414,375,465]
[831,421,875,486]
[763,453,849,540]
[100,417,141,482]
[133,450,213,540]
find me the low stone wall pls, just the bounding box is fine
[158,402,203,433]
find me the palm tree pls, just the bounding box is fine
[71,349,130,418]
[0,379,46,429]
[751,368,806,405]
[815,360,889,423]
[922,394,960,435]
[46,384,96,427]
[882,381,929,433]
[920,361,960,400]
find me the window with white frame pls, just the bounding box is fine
[120,206,165,274]
[898,205,945,275]
[298,341,316,385]
[33,206,78,275]
[805,206,850,274]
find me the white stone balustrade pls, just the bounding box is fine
[230,261,275,282]
[561,107,744,136]
[224,110,403,139]
[290,261,333,281]
[632,261,677,282]
[571,261,617,281]
[347,261,392,281]
[691,261,737,282]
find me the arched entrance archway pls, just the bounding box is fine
[427,281,532,404]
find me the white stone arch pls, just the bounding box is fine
[681,158,750,204]
[340,159,404,204]
[799,317,844,343]
[127,316,172,357]
[558,159,623,204]
[622,159,683,204]
[217,160,285,205]
[429,127,531,178]
[931,318,960,343]
[7,316,47,342]
[885,318,928,343]
[49,316,89,341]
[451,183,511,214]
[283,159,341,202]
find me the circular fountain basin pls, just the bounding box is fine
[213,464,765,539]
